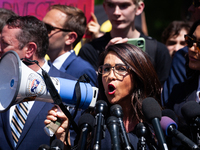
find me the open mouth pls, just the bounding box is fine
[189,56,198,61]
[108,84,116,95]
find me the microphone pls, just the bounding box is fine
[181,101,200,146]
[135,122,147,150]
[181,101,200,126]
[162,109,180,149]
[142,97,168,150]
[110,104,133,150]
[37,144,50,150]
[77,113,95,150]
[160,116,199,150]
[136,122,158,150]
[50,139,64,150]
[106,116,121,150]
[162,109,178,123]
[93,100,108,150]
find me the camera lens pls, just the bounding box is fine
[137,40,144,46]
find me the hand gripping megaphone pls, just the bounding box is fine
[0,50,98,112]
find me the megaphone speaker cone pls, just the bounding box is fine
[0,51,21,112]
[0,51,98,112]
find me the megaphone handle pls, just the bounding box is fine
[44,105,63,137]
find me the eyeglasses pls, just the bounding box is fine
[193,0,200,7]
[184,34,200,52]
[45,23,72,34]
[98,64,130,76]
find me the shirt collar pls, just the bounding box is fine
[37,59,50,74]
[52,50,74,70]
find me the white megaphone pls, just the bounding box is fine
[0,50,98,113]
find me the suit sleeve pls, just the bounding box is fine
[161,48,188,106]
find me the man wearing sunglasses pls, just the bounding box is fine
[43,5,97,86]
[162,0,200,106]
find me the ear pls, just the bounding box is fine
[135,2,145,16]
[25,42,37,59]
[65,32,78,46]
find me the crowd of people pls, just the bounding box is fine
[0,0,199,149]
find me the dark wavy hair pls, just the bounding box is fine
[161,21,191,44]
[6,15,49,59]
[188,19,200,36]
[98,43,161,121]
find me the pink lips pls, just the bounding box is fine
[108,83,116,95]
[189,56,198,62]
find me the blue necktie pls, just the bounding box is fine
[11,102,29,147]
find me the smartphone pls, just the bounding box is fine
[127,37,145,52]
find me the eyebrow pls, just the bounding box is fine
[103,63,126,66]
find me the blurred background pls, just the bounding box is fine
[94,0,192,42]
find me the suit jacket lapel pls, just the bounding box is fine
[1,111,15,149]
[61,51,76,71]
[16,101,45,148]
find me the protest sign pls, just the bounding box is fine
[0,0,94,21]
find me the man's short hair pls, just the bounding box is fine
[50,5,86,47]
[0,8,17,33]
[6,15,49,58]
[135,0,144,5]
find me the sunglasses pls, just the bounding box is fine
[45,23,72,34]
[193,0,200,7]
[184,34,200,52]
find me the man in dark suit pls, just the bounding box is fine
[0,15,76,150]
[43,5,97,86]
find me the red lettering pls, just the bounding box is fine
[0,0,93,22]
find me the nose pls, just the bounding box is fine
[174,44,184,52]
[107,68,117,80]
[189,43,199,52]
[113,5,121,15]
